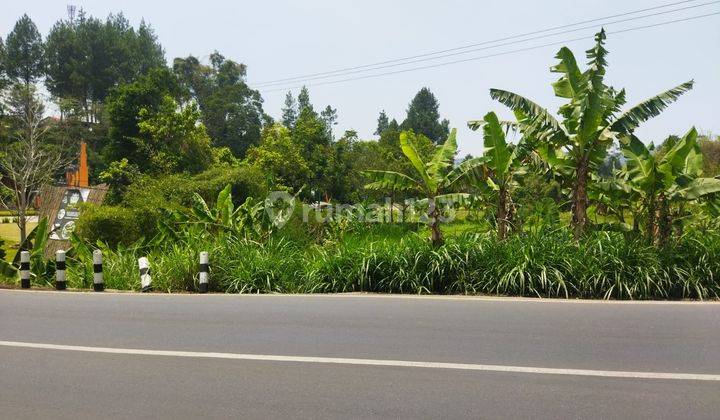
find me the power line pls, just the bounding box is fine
[253,0,707,86]
[259,11,720,94]
[254,0,719,88]
[251,0,710,87]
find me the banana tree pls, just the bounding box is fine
[620,127,720,244]
[456,112,532,240]
[490,29,693,239]
[363,128,466,246]
[174,184,291,241]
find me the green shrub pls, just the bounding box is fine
[121,164,269,211]
[74,204,156,248]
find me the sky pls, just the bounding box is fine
[2,0,719,156]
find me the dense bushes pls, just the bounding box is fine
[122,164,268,210]
[75,163,270,244]
[74,204,156,248]
[55,228,720,299]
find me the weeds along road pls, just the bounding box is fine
[1,290,719,419]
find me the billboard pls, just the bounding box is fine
[49,188,91,240]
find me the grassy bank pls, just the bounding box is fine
[5,227,718,300]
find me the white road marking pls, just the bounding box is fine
[1,340,718,381]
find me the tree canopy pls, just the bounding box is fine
[44,12,165,120]
[401,87,450,144]
[173,52,266,157]
[5,14,44,87]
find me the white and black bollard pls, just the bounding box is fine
[199,251,209,293]
[20,251,30,289]
[93,250,104,292]
[55,250,67,290]
[138,257,152,292]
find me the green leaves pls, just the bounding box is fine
[362,170,421,192]
[489,89,569,146]
[400,131,433,192]
[610,81,694,135]
[489,29,694,239]
[481,112,512,178]
[427,128,458,180]
[681,178,720,200]
[621,127,719,205]
[216,184,234,227]
[185,184,280,240]
[622,135,657,190]
[585,28,608,81]
[551,47,584,99]
[362,129,461,245]
[446,156,489,187]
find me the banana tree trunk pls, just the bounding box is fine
[497,186,508,241]
[508,196,519,234]
[428,198,443,246]
[643,191,660,245]
[389,195,394,224]
[673,203,685,240]
[657,193,671,246]
[571,155,590,240]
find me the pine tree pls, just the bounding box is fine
[297,86,312,112]
[135,20,166,73]
[5,14,44,87]
[320,105,338,139]
[281,91,298,129]
[401,87,449,144]
[374,110,389,136]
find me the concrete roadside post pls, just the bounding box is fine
[199,251,209,293]
[55,250,67,290]
[20,251,30,289]
[138,257,152,292]
[93,250,104,292]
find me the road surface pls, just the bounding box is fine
[1,290,719,419]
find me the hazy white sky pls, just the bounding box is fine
[2,0,719,156]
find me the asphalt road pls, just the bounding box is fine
[1,290,719,419]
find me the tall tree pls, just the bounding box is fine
[297,86,312,112]
[105,67,181,165]
[173,52,266,157]
[45,11,165,121]
[5,15,44,88]
[293,106,332,199]
[134,20,165,74]
[401,87,449,144]
[490,29,693,239]
[0,85,73,246]
[245,123,310,192]
[281,91,297,129]
[320,105,338,139]
[135,96,214,174]
[374,110,389,136]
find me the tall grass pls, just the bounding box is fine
[52,227,720,299]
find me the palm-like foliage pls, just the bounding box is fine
[454,112,532,239]
[173,184,285,241]
[619,128,720,244]
[363,129,465,245]
[490,29,693,239]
